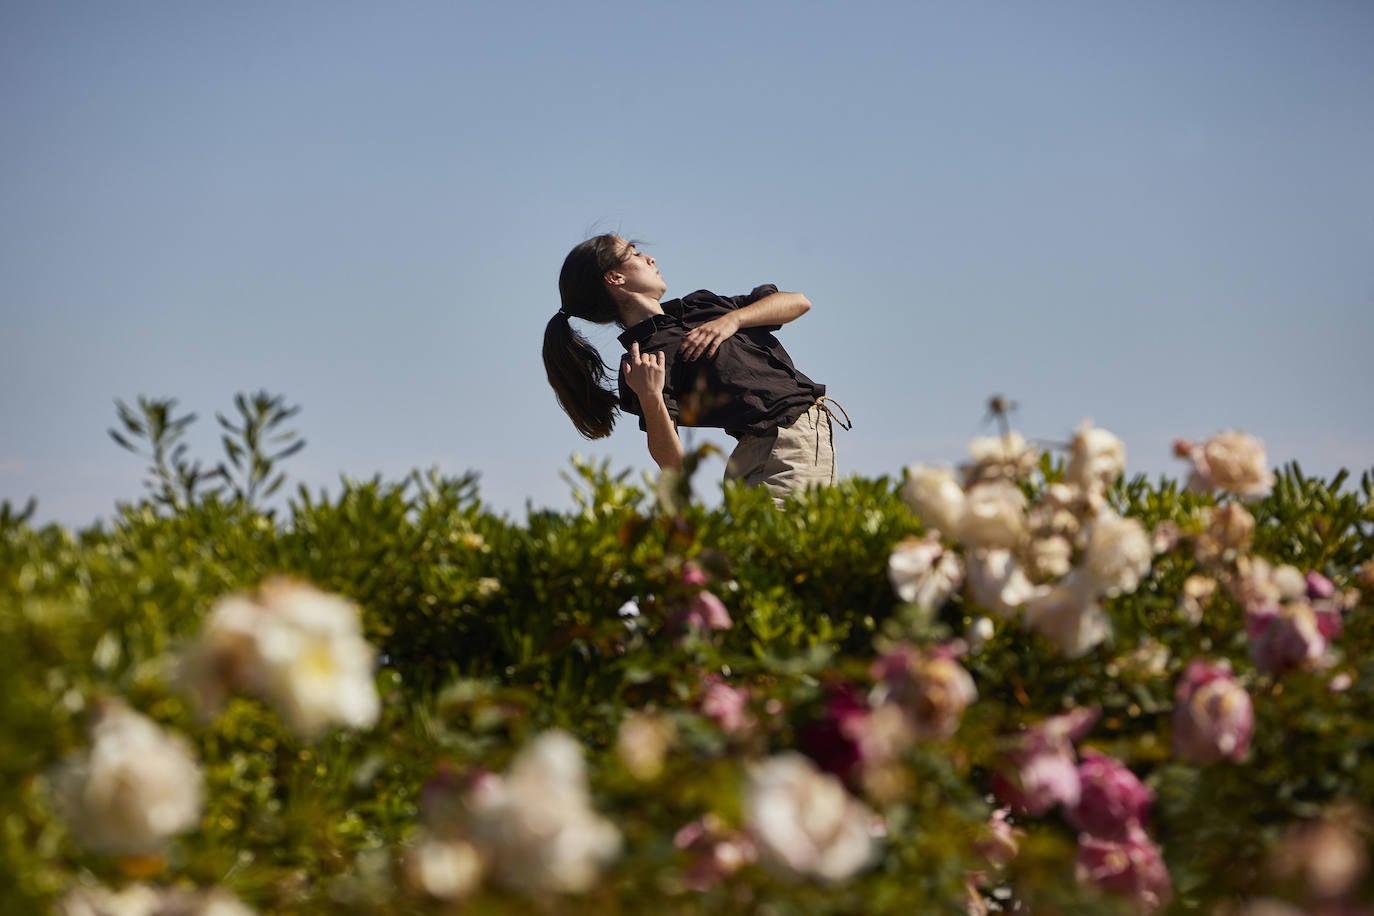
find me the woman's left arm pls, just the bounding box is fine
[679,292,811,362]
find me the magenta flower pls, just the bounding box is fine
[799,686,871,784]
[1248,603,1328,675]
[1075,826,1172,912]
[1172,659,1253,765]
[1066,751,1153,839]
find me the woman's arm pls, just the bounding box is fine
[622,342,685,472]
[679,291,811,362]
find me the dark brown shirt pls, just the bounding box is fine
[617,285,825,439]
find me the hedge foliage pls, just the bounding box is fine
[1,405,1372,914]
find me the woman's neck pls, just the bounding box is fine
[616,293,664,328]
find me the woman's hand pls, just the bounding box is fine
[622,341,667,401]
[680,313,741,362]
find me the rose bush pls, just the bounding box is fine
[0,412,1371,913]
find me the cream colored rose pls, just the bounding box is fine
[1079,513,1153,597]
[52,701,204,855]
[888,535,964,610]
[744,753,882,883]
[616,712,675,781]
[961,431,1039,485]
[958,480,1028,550]
[1184,431,1275,498]
[1028,534,1074,581]
[466,730,622,894]
[967,548,1041,618]
[1024,584,1110,658]
[901,463,966,535]
[1066,421,1127,494]
[185,578,380,739]
[403,834,486,901]
[57,884,256,916]
[905,656,978,741]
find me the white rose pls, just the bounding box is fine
[188,578,381,739]
[57,884,255,916]
[744,753,882,883]
[1024,583,1111,658]
[403,834,486,901]
[888,535,964,610]
[1028,534,1074,580]
[52,702,204,856]
[958,480,1028,550]
[1079,513,1153,597]
[1066,421,1126,493]
[616,712,675,781]
[966,548,1042,618]
[467,731,622,895]
[901,464,966,535]
[962,431,1038,484]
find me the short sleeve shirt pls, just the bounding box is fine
[616,285,825,438]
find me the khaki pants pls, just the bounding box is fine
[724,401,841,506]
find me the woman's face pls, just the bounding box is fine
[606,237,666,299]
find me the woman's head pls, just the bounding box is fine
[543,233,652,439]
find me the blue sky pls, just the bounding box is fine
[3,1,1372,525]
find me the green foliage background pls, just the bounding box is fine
[1,430,1372,912]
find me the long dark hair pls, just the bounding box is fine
[543,234,629,438]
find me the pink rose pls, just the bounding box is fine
[1066,751,1153,839]
[1075,825,1172,913]
[1248,603,1328,675]
[673,590,733,633]
[1172,659,1253,765]
[700,680,752,735]
[993,708,1098,816]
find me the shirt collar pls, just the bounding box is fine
[617,306,683,348]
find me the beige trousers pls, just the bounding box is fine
[723,400,841,506]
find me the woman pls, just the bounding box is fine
[542,234,847,504]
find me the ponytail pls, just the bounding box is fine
[543,234,631,439]
[543,311,620,439]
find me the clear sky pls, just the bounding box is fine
[3,1,1372,526]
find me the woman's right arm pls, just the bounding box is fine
[622,342,685,473]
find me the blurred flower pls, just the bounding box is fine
[1024,584,1110,658]
[1171,659,1253,765]
[1177,574,1217,626]
[465,730,622,895]
[1066,751,1154,840]
[1248,601,1330,675]
[616,712,675,781]
[52,700,203,856]
[1075,825,1172,913]
[959,480,1028,551]
[967,616,996,652]
[967,548,1040,618]
[402,833,485,901]
[744,752,883,883]
[184,577,380,739]
[1150,520,1181,555]
[673,814,757,893]
[1305,570,1335,601]
[674,590,733,633]
[1178,430,1275,498]
[799,686,873,784]
[974,808,1022,869]
[872,645,977,741]
[961,431,1039,486]
[1067,421,1127,494]
[1028,533,1074,581]
[1079,513,1153,597]
[993,708,1098,816]
[1194,503,1255,564]
[1270,806,1369,901]
[701,679,753,735]
[56,883,256,916]
[681,561,709,587]
[901,463,966,535]
[888,534,964,610]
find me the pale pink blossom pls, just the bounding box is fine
[701,680,753,734]
[872,645,977,741]
[674,814,757,892]
[974,808,1022,869]
[675,590,733,632]
[993,708,1098,816]
[1171,659,1253,765]
[1248,602,1329,675]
